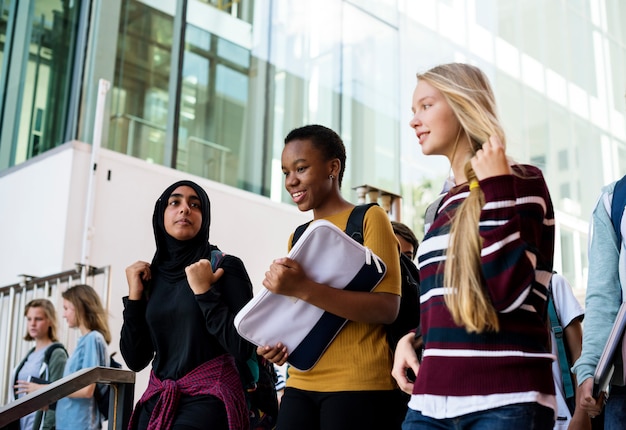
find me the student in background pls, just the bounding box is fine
[572,177,626,428]
[55,285,111,430]
[10,299,68,430]
[391,221,419,261]
[392,63,556,429]
[547,273,590,429]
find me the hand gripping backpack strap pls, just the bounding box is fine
[547,281,575,403]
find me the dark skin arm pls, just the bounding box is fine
[564,319,592,429]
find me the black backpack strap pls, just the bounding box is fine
[291,221,313,247]
[44,343,67,364]
[293,203,377,248]
[345,203,378,245]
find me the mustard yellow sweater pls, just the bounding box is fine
[286,205,401,392]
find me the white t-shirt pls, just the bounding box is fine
[17,347,46,430]
[550,274,584,429]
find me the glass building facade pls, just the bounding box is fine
[0,0,625,290]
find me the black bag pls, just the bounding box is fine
[210,249,278,429]
[239,355,279,430]
[94,353,123,420]
[292,203,420,350]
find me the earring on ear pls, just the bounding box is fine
[329,175,335,180]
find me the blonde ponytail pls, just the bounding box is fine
[443,163,500,333]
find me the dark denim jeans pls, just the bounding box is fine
[605,385,626,430]
[402,402,554,430]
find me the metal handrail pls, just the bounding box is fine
[0,265,106,295]
[0,367,135,430]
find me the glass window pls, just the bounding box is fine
[544,2,568,78]
[177,28,251,186]
[572,119,601,215]
[567,8,596,94]
[608,40,625,112]
[345,0,398,27]
[0,1,12,76]
[558,149,568,170]
[0,0,82,167]
[111,0,255,189]
[198,0,254,24]
[605,0,626,46]
[109,0,172,163]
[560,182,571,199]
[519,0,544,63]
[341,2,400,195]
[266,0,343,201]
[523,90,548,171]
[560,229,576,287]
[496,72,525,162]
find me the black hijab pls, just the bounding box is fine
[151,180,212,283]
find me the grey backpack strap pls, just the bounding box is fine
[424,193,445,233]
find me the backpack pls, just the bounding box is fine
[210,249,278,429]
[239,354,278,430]
[291,203,420,350]
[546,278,576,415]
[94,352,123,420]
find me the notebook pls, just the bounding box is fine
[593,301,626,398]
[234,219,387,371]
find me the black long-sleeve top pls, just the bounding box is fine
[120,254,254,381]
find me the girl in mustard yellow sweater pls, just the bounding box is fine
[258,124,404,430]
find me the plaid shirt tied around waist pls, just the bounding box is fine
[129,353,249,430]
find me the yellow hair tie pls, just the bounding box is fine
[469,180,479,190]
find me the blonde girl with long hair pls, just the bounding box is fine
[391,63,557,429]
[55,284,111,430]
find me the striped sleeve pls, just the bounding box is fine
[478,165,555,312]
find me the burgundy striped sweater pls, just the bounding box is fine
[415,165,556,398]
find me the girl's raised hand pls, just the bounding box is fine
[470,135,511,181]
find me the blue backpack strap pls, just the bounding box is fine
[547,281,575,402]
[210,248,226,270]
[611,175,626,247]
[345,203,378,245]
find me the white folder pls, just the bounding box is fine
[593,301,626,397]
[234,220,386,371]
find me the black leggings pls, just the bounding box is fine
[135,393,227,430]
[276,387,406,430]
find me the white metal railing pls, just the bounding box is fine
[0,265,110,406]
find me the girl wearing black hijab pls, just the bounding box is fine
[121,180,254,430]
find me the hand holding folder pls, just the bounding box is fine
[234,220,386,371]
[593,302,626,398]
